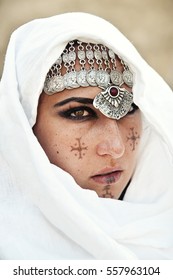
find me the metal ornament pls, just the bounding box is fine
[44,76,65,95]
[77,70,89,87]
[44,40,134,95]
[64,72,79,89]
[86,69,97,86]
[110,70,123,86]
[96,70,110,88]
[93,85,133,120]
[122,69,133,87]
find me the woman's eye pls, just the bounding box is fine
[71,109,88,118]
[59,106,97,120]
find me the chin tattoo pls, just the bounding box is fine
[100,185,114,199]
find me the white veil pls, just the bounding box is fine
[0,12,173,260]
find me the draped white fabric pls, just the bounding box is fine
[0,12,173,260]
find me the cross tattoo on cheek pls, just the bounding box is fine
[70,137,88,159]
[126,127,140,151]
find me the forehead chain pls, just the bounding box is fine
[44,40,134,120]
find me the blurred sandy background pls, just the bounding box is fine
[0,0,173,87]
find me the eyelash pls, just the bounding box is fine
[59,106,97,121]
[58,103,139,121]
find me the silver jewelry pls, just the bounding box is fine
[110,70,123,86]
[86,69,97,86]
[96,70,110,88]
[121,59,133,87]
[109,48,123,86]
[44,40,134,120]
[122,69,133,87]
[77,70,89,87]
[93,85,133,120]
[44,40,134,94]
[86,43,97,86]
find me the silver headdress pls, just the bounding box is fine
[44,40,134,119]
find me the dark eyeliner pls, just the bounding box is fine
[127,103,139,115]
[58,105,97,120]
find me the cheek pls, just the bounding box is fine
[34,121,70,165]
[46,132,90,175]
[33,111,90,172]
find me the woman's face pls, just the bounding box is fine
[33,86,142,199]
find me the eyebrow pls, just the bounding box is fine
[53,97,94,107]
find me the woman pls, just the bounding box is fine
[33,39,141,200]
[0,12,172,259]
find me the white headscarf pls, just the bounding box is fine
[0,12,173,260]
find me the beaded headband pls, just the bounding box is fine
[44,40,134,119]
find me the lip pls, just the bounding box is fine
[91,167,123,185]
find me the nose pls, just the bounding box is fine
[96,119,125,158]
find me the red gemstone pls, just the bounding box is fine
[109,86,118,97]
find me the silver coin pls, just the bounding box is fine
[66,72,79,88]
[44,76,65,94]
[68,51,76,62]
[86,69,97,86]
[77,50,85,60]
[122,70,133,87]
[63,73,70,89]
[108,49,115,59]
[54,76,65,92]
[86,50,94,60]
[110,70,123,86]
[94,50,102,60]
[102,50,108,60]
[62,53,69,63]
[96,70,110,88]
[77,70,89,87]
